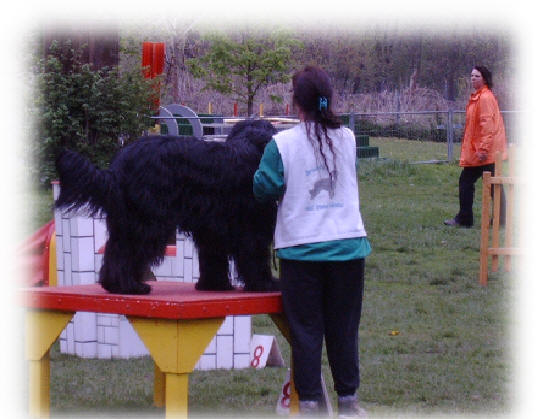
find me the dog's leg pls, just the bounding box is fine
[194,241,233,291]
[235,240,279,292]
[99,234,151,295]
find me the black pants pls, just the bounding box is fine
[456,164,506,227]
[280,258,365,401]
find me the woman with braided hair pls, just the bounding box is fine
[254,65,370,418]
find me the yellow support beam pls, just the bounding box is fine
[48,234,57,287]
[154,362,166,408]
[128,317,224,372]
[165,373,190,417]
[25,310,74,362]
[25,310,74,418]
[128,317,224,418]
[28,355,51,418]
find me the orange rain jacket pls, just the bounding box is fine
[460,85,507,167]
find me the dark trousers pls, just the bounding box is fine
[456,164,506,226]
[280,258,365,401]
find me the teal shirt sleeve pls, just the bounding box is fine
[253,139,285,202]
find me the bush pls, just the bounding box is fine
[32,40,158,184]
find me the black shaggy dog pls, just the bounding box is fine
[55,119,278,295]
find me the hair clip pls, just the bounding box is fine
[318,96,328,111]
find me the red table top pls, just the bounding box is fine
[21,282,282,320]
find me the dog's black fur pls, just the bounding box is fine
[55,119,278,295]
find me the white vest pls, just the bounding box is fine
[274,123,366,249]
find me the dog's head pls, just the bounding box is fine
[226,119,277,154]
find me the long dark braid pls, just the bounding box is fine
[293,66,341,195]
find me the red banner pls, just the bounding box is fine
[142,42,165,109]
[142,42,165,79]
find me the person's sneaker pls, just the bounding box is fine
[337,395,368,419]
[299,400,321,417]
[444,218,472,228]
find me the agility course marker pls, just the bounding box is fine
[479,148,519,286]
[250,334,284,369]
[21,282,296,418]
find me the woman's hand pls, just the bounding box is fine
[475,151,488,162]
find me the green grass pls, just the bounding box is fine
[26,139,515,418]
[370,137,461,162]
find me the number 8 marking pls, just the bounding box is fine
[281,381,290,408]
[251,345,264,368]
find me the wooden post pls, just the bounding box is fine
[480,171,492,286]
[479,147,518,285]
[504,147,515,271]
[491,153,503,272]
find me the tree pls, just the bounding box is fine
[188,31,300,116]
[33,40,157,184]
[42,29,120,71]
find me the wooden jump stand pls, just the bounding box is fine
[22,282,299,418]
[479,147,519,286]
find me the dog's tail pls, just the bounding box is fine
[55,149,118,216]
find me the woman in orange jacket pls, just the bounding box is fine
[444,66,507,228]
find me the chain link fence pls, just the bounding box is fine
[341,110,519,163]
[153,106,520,164]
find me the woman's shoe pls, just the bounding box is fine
[444,218,472,228]
[338,395,368,419]
[299,400,321,416]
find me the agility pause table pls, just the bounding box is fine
[22,282,297,418]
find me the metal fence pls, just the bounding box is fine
[342,110,519,163]
[151,106,520,163]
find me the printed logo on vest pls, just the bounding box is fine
[308,170,337,200]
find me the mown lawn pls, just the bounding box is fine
[24,138,516,418]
